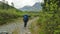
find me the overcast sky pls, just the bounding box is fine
[0,0,44,8]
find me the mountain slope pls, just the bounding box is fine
[0,1,22,25]
[20,2,42,11]
[20,6,34,11]
[33,2,42,11]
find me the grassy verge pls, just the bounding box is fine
[12,27,20,34]
[29,18,40,34]
[37,12,60,34]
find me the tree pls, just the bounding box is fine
[5,1,9,10]
[11,2,14,7]
[2,0,5,9]
[5,1,8,4]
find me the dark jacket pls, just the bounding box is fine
[23,15,29,22]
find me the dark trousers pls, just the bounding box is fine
[24,21,28,27]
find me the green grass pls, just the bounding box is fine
[0,2,23,25]
[37,11,60,34]
[0,9,21,25]
[29,11,60,34]
[0,2,40,25]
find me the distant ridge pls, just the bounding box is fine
[20,2,42,11]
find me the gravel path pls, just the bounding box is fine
[0,17,39,34]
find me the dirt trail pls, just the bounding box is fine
[0,17,39,34]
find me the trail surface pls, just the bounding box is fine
[0,17,39,34]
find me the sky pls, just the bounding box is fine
[0,0,44,8]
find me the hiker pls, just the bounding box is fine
[23,15,29,27]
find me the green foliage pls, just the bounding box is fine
[38,0,60,34]
[0,2,40,25]
[0,2,22,25]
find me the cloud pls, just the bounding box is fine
[13,0,36,8]
[13,0,44,8]
[0,0,44,8]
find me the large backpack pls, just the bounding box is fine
[23,15,28,21]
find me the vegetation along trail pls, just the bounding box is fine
[0,17,39,34]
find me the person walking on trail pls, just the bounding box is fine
[23,15,29,27]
